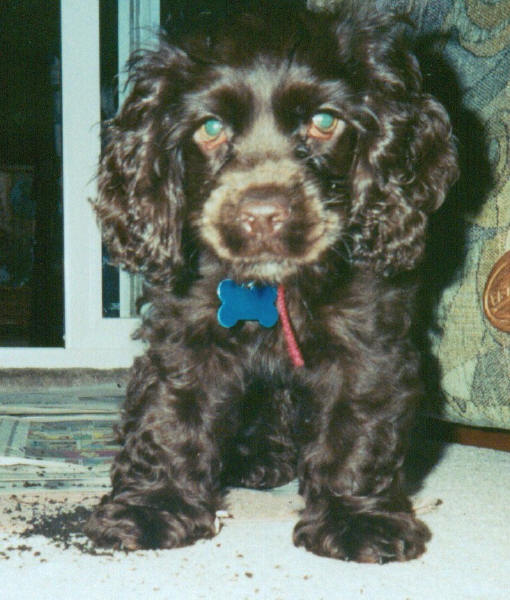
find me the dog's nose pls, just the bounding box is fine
[238,188,291,236]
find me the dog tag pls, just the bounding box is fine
[217,279,278,328]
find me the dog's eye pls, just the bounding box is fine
[308,112,340,140]
[193,118,227,150]
[203,118,223,139]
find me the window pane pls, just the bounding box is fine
[0,0,63,347]
[99,0,159,319]
[100,0,121,318]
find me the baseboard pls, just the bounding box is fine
[0,368,129,391]
[426,418,510,452]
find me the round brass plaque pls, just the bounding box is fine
[483,250,510,332]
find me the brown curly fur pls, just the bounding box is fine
[86,1,458,562]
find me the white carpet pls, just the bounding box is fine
[1,443,509,600]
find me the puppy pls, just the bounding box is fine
[86,1,458,562]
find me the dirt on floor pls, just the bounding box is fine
[0,492,113,557]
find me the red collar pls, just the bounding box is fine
[276,285,305,368]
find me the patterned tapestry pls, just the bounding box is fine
[314,0,510,427]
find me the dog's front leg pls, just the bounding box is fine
[86,369,223,550]
[293,384,430,563]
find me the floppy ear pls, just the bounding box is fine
[93,45,190,283]
[348,27,459,275]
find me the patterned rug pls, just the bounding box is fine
[0,389,122,492]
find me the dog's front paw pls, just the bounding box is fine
[293,509,430,563]
[85,501,143,550]
[85,500,217,551]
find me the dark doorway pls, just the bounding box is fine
[0,0,63,347]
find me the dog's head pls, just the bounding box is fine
[95,3,458,284]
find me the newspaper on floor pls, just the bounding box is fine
[0,413,118,492]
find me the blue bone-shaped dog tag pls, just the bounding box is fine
[217,279,279,328]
